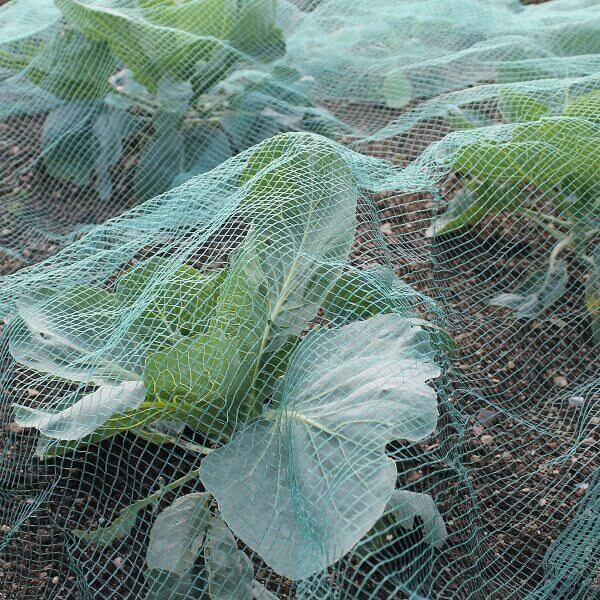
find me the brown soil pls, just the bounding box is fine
[0,1,595,595]
[1,178,597,599]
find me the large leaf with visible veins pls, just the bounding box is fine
[200,314,441,580]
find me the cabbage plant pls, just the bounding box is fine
[15,0,340,202]
[431,89,600,341]
[7,136,447,593]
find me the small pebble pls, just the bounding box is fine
[472,423,484,435]
[480,434,493,445]
[380,222,393,235]
[51,576,60,585]
[477,409,498,427]
[8,422,24,434]
[576,483,590,496]
[539,499,547,507]
[112,556,124,569]
[553,375,568,388]
[569,396,585,408]
[407,470,423,482]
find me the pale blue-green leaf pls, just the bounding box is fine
[205,515,255,599]
[0,76,61,119]
[382,71,413,109]
[93,107,134,200]
[220,107,281,152]
[489,260,569,318]
[253,189,356,350]
[386,490,447,549]
[145,566,206,600]
[13,381,146,441]
[201,314,441,580]
[253,582,279,600]
[134,129,184,200]
[218,69,272,96]
[157,77,193,114]
[74,498,151,548]
[172,126,232,186]
[40,100,101,184]
[146,493,212,575]
[0,0,60,43]
[205,515,279,598]
[322,265,422,324]
[108,69,151,104]
[9,287,145,383]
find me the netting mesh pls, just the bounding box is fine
[0,0,598,598]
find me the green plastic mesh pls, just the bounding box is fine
[0,0,598,598]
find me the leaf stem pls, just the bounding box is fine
[519,208,567,239]
[155,307,185,341]
[132,427,214,455]
[149,466,203,502]
[549,233,575,268]
[184,116,223,127]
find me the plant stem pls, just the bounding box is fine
[184,116,223,127]
[113,89,159,112]
[520,208,567,239]
[149,466,203,502]
[549,233,575,267]
[524,209,569,227]
[582,254,594,267]
[132,427,213,455]
[100,446,206,522]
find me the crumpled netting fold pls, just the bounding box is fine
[0,0,598,599]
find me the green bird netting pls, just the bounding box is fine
[0,0,598,598]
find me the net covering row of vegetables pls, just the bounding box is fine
[0,1,598,598]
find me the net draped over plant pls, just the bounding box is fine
[0,0,598,599]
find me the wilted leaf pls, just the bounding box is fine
[383,490,447,548]
[426,182,522,237]
[74,498,151,548]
